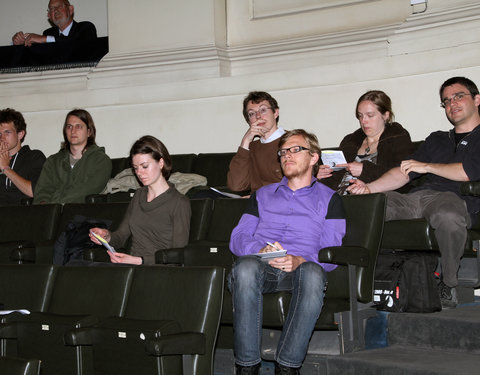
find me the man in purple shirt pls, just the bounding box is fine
[228,129,346,375]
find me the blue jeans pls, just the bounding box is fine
[227,256,327,368]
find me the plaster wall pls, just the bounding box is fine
[0,0,479,160]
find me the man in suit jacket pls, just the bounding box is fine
[12,0,96,47]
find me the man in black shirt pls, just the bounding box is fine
[0,109,46,206]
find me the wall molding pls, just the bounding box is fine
[250,0,378,19]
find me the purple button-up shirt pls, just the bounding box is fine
[230,176,346,271]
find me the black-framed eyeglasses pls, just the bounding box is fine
[440,92,472,108]
[247,106,273,120]
[277,146,310,157]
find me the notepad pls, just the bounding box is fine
[254,250,287,259]
[321,150,347,171]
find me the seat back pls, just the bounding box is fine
[123,266,224,375]
[0,265,57,313]
[206,198,249,242]
[47,266,134,317]
[110,157,130,178]
[0,204,62,243]
[192,153,236,187]
[0,265,57,356]
[171,153,197,174]
[340,193,386,303]
[58,202,130,238]
[0,357,40,375]
[189,198,214,243]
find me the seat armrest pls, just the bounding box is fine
[460,181,480,196]
[318,246,369,267]
[85,194,107,204]
[145,332,205,356]
[64,327,92,346]
[155,247,185,265]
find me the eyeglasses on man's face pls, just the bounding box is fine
[247,106,273,121]
[47,4,66,13]
[65,123,86,131]
[277,146,310,157]
[440,92,472,108]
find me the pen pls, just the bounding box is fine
[266,241,279,250]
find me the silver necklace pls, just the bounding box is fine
[365,138,378,155]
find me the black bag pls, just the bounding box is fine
[374,250,442,313]
[53,215,111,265]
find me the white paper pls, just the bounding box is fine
[321,150,347,171]
[210,187,242,199]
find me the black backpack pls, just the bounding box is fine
[374,250,442,313]
[53,215,111,265]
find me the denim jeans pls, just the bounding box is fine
[227,255,327,368]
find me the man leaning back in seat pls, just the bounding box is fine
[348,76,480,309]
[228,129,346,374]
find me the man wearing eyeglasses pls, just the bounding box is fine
[0,109,46,206]
[227,91,286,193]
[348,76,480,309]
[228,129,346,374]
[11,0,96,47]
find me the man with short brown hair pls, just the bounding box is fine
[0,108,46,205]
[227,91,286,193]
[229,129,345,374]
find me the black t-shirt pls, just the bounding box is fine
[0,145,46,206]
[409,127,480,217]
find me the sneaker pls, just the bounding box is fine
[438,280,457,309]
[236,363,260,375]
[275,362,300,375]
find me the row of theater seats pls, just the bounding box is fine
[2,147,480,373]
[0,197,249,265]
[0,192,389,375]
[86,152,238,203]
[0,264,224,375]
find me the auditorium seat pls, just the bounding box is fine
[0,356,40,375]
[0,265,57,356]
[0,204,62,264]
[0,265,134,375]
[380,180,480,291]
[157,193,387,354]
[65,266,224,375]
[10,202,130,264]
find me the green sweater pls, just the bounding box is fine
[33,145,112,204]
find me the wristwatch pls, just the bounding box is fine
[0,166,10,173]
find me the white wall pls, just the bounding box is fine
[0,0,108,46]
[0,0,479,159]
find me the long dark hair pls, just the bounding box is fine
[61,109,97,152]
